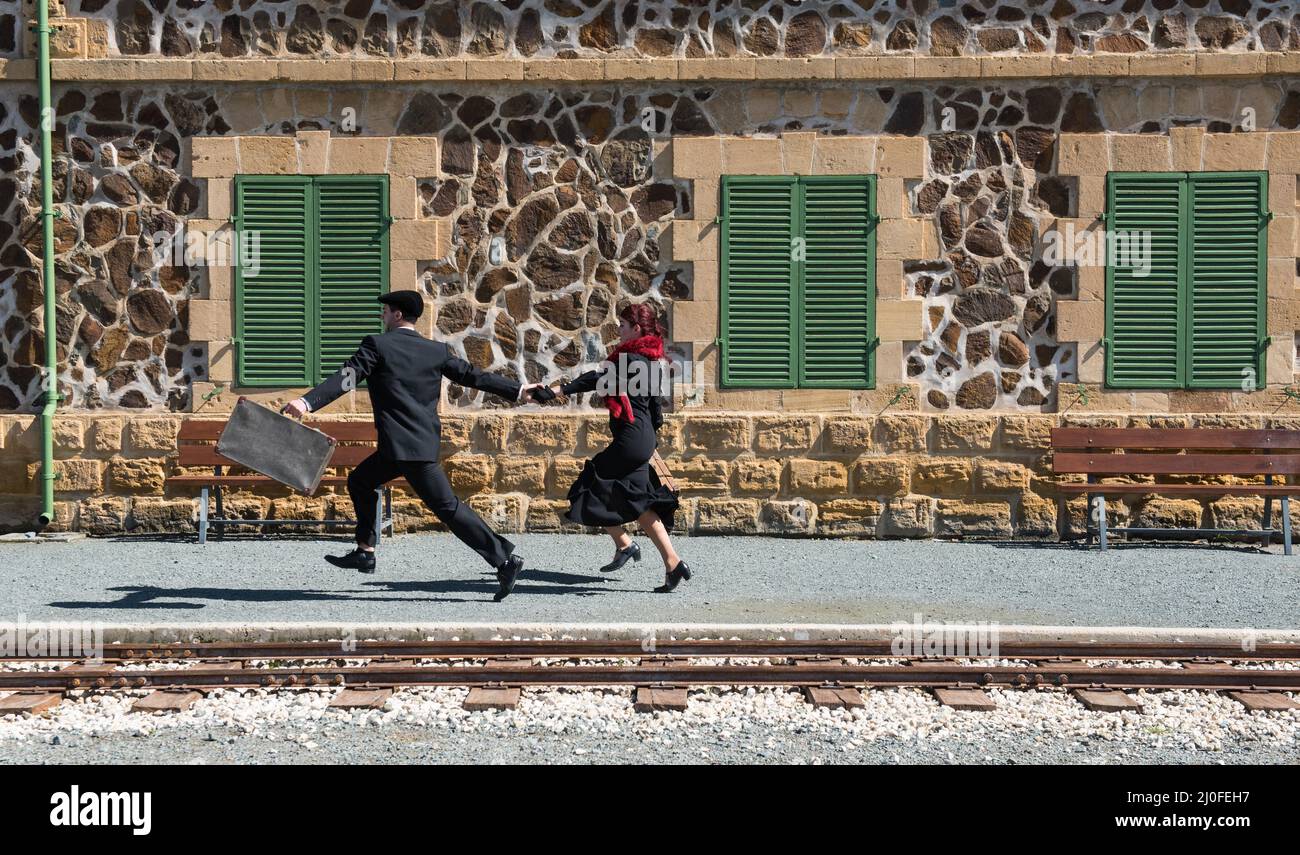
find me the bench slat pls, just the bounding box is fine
[1052,428,1300,450]
[179,420,379,442]
[177,445,376,467]
[1054,452,1300,476]
[165,475,411,489]
[1055,483,1300,495]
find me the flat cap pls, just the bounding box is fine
[378,289,424,320]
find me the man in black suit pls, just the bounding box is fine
[282,290,530,602]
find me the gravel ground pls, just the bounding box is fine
[0,533,1296,628]
[1,685,1297,765]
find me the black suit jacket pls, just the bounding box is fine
[303,327,521,462]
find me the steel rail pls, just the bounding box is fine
[3,663,1298,693]
[5,639,1296,663]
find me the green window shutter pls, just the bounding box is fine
[721,176,798,388]
[1187,172,1267,389]
[799,176,877,389]
[315,175,389,383]
[1105,172,1184,388]
[234,176,315,386]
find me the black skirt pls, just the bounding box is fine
[564,418,680,531]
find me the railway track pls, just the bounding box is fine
[2,639,1298,715]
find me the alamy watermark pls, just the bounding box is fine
[50,786,151,836]
[0,616,104,661]
[147,226,262,276]
[890,613,1000,658]
[592,353,692,399]
[1042,222,1153,277]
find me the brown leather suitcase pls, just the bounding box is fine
[216,398,337,495]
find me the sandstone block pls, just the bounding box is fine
[443,454,493,493]
[1015,494,1058,538]
[468,494,526,534]
[676,458,730,492]
[881,496,934,537]
[933,417,998,452]
[733,457,783,494]
[853,458,911,496]
[759,499,817,535]
[686,416,751,453]
[496,458,546,493]
[695,498,759,534]
[913,458,972,496]
[27,459,102,493]
[128,418,180,453]
[817,498,883,536]
[935,500,1013,538]
[975,460,1030,493]
[754,416,820,454]
[787,459,848,494]
[874,415,928,452]
[107,457,166,495]
[1000,416,1053,452]
[510,415,579,451]
[824,417,874,454]
[78,497,129,536]
[128,498,195,533]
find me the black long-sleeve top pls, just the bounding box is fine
[561,352,665,431]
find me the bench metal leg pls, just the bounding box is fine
[214,482,226,539]
[1283,496,1292,556]
[198,486,209,545]
[1096,494,1108,552]
[384,486,393,539]
[373,491,383,552]
[1263,474,1274,549]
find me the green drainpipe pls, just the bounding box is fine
[36,1,57,528]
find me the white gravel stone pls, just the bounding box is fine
[1,684,1296,758]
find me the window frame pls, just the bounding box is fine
[718,173,879,391]
[1103,169,1269,391]
[233,174,390,387]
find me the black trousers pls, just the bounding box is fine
[348,453,514,568]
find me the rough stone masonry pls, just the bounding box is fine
[0,1,1298,537]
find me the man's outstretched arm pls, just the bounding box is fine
[283,335,380,417]
[442,354,523,402]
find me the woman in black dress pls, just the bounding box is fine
[535,304,691,593]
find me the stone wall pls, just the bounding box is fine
[2,77,1298,414]
[3,2,1300,537]
[8,409,1300,537]
[2,1,1296,60]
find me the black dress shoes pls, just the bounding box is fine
[494,554,524,602]
[653,560,692,593]
[600,542,642,573]
[325,548,376,574]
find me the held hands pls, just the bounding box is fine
[520,383,560,404]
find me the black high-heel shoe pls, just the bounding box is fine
[653,560,691,593]
[600,542,641,573]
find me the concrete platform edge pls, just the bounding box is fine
[25,622,1300,645]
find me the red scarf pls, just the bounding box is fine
[601,335,664,424]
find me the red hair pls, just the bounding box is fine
[619,303,666,339]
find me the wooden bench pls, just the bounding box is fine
[166,420,401,546]
[1052,428,1300,554]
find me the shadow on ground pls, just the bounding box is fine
[44,567,622,611]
